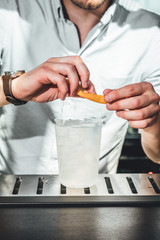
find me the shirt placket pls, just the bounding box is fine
[79,2,117,56]
[56,1,117,55]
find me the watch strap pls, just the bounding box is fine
[2,71,27,105]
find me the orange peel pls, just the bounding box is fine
[76,89,106,104]
[65,78,106,104]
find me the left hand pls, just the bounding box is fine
[103,82,160,129]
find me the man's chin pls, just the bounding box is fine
[70,0,107,10]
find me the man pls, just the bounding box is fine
[0,0,159,174]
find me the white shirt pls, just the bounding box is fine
[0,0,160,174]
[120,0,160,15]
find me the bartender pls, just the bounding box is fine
[0,0,159,175]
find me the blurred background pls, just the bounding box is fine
[118,126,160,173]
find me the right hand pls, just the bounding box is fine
[12,56,95,103]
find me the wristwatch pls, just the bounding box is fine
[2,70,27,105]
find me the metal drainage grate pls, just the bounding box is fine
[0,174,160,205]
[61,184,66,194]
[105,177,114,194]
[37,177,44,195]
[126,177,138,194]
[12,177,22,195]
[148,176,160,194]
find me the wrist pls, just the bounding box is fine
[2,71,27,106]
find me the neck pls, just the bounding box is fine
[62,0,112,45]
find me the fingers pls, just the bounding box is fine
[47,56,90,92]
[116,104,160,129]
[116,104,160,121]
[103,82,160,129]
[15,71,69,101]
[105,84,159,112]
[42,62,79,96]
[106,95,152,111]
[128,117,158,129]
[43,70,68,100]
[85,80,96,94]
[104,82,152,103]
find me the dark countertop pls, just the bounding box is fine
[0,205,160,240]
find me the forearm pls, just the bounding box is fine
[141,113,160,164]
[0,76,10,107]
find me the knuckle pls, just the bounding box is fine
[132,98,141,108]
[39,63,49,74]
[143,81,158,93]
[143,81,153,89]
[66,63,76,72]
[129,121,137,129]
[74,55,82,62]
[153,92,160,102]
[137,110,146,120]
[127,85,135,95]
[141,120,149,129]
[114,102,120,109]
[117,111,126,118]
[46,57,53,62]
[111,91,119,101]
[68,55,82,63]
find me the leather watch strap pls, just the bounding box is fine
[2,70,27,105]
[2,74,10,97]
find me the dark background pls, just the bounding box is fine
[117,126,160,174]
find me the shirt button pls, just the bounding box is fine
[98,22,102,27]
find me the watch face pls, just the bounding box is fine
[4,70,25,75]
[4,70,25,79]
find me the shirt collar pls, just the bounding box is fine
[55,0,117,24]
[100,0,118,25]
[54,0,64,20]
